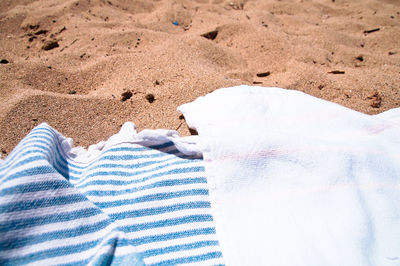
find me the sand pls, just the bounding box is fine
[1,0,399,157]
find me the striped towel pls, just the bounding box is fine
[0,122,223,265]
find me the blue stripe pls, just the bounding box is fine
[21,139,71,179]
[68,154,182,180]
[96,189,209,209]
[110,201,211,220]
[121,214,213,233]
[0,142,71,181]
[0,145,68,176]
[0,155,46,172]
[78,166,205,188]
[1,166,57,184]
[0,147,70,180]
[29,126,58,136]
[99,151,180,161]
[0,179,71,196]
[0,131,75,177]
[67,148,187,176]
[0,135,190,178]
[71,156,176,176]
[149,251,223,266]
[3,138,75,175]
[142,240,220,258]
[0,219,111,250]
[67,140,179,168]
[6,235,123,265]
[68,149,173,173]
[72,158,195,186]
[67,142,177,172]
[0,207,102,232]
[0,194,88,213]
[9,128,54,147]
[0,144,48,169]
[1,131,189,182]
[84,177,207,196]
[0,146,51,172]
[0,155,48,179]
[1,131,59,165]
[131,227,216,246]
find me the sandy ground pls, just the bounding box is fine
[1,0,399,157]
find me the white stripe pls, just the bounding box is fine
[68,150,178,170]
[74,160,203,188]
[85,182,209,203]
[1,134,54,159]
[70,157,186,186]
[67,145,180,170]
[0,141,177,175]
[123,221,215,240]
[68,154,177,175]
[0,151,50,174]
[1,187,77,206]
[135,234,220,254]
[70,154,183,180]
[23,230,124,266]
[0,198,94,222]
[0,173,65,191]
[1,222,116,259]
[0,160,53,185]
[78,172,206,195]
[145,245,222,265]
[118,208,213,229]
[1,212,106,238]
[2,137,65,168]
[68,155,180,176]
[101,194,209,214]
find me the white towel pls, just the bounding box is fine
[179,85,400,266]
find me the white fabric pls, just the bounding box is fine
[67,122,203,162]
[179,85,400,266]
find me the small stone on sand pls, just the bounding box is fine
[42,40,59,51]
[145,94,155,103]
[120,90,133,101]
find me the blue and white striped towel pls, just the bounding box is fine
[0,122,223,265]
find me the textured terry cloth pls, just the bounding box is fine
[179,85,400,266]
[0,122,223,265]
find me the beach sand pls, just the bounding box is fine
[1,0,399,156]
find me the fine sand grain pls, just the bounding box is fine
[1,0,399,156]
